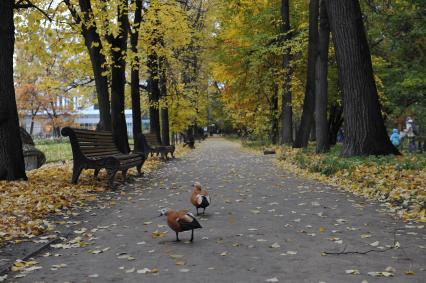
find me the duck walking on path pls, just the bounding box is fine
[191,182,211,215]
[160,208,202,242]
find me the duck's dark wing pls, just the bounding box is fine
[178,213,202,231]
[200,195,210,208]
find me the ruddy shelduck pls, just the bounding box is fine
[191,182,211,215]
[159,208,202,242]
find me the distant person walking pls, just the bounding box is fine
[401,117,419,153]
[390,128,400,148]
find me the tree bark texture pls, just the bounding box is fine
[110,0,130,153]
[147,53,162,143]
[293,0,319,148]
[130,0,143,149]
[66,0,112,131]
[160,70,170,146]
[271,84,279,145]
[0,0,27,180]
[325,0,399,156]
[315,0,330,153]
[280,0,293,145]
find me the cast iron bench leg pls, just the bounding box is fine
[136,161,144,176]
[71,166,83,184]
[122,169,128,181]
[107,168,118,188]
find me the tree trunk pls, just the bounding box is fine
[66,0,112,131]
[328,104,343,145]
[110,0,130,153]
[280,0,293,145]
[159,70,170,146]
[325,0,399,156]
[161,108,170,146]
[315,0,330,153]
[30,116,35,135]
[293,0,319,148]
[147,53,162,143]
[130,0,143,149]
[271,84,279,145]
[0,0,27,181]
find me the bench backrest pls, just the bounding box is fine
[62,127,121,159]
[144,133,161,147]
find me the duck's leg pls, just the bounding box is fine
[190,229,194,242]
[196,207,199,215]
[203,208,206,214]
[175,232,180,242]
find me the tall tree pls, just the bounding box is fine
[271,83,279,144]
[109,0,130,153]
[64,0,112,131]
[130,0,144,150]
[325,0,399,156]
[314,0,330,153]
[147,52,162,143]
[280,0,293,145]
[293,0,319,148]
[0,0,27,181]
[160,68,170,146]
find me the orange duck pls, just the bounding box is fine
[159,208,202,242]
[191,182,211,215]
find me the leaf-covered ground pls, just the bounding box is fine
[275,146,426,222]
[2,138,424,282]
[0,145,190,246]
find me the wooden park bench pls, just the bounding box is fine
[136,133,175,159]
[181,133,195,148]
[61,127,145,187]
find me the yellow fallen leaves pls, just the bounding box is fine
[0,145,190,246]
[151,230,167,239]
[0,165,102,245]
[276,147,426,222]
[11,260,38,272]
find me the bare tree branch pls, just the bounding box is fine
[14,0,52,21]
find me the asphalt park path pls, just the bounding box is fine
[9,138,426,282]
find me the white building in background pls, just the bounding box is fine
[21,105,150,138]
[75,106,150,137]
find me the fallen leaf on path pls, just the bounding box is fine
[345,269,360,275]
[368,271,394,277]
[151,230,167,239]
[266,277,279,282]
[170,254,184,259]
